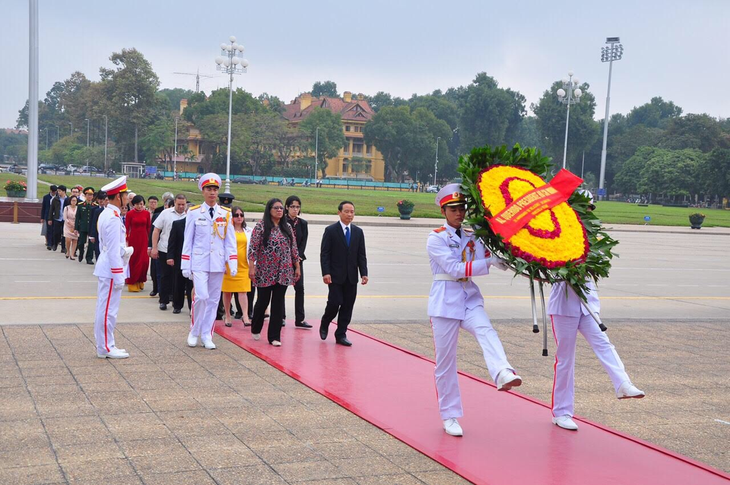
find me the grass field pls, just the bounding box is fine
[5,173,730,227]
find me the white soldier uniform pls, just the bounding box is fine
[181,174,237,349]
[547,190,643,431]
[93,176,131,358]
[427,184,521,435]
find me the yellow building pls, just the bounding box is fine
[282,91,385,181]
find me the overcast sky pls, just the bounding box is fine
[2,0,728,129]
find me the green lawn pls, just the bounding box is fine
[5,173,730,226]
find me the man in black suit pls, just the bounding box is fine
[319,201,368,346]
[41,185,57,249]
[166,211,193,314]
[49,185,67,252]
[88,191,108,261]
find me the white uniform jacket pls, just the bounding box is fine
[181,203,237,273]
[427,225,493,320]
[93,205,128,285]
[547,280,600,317]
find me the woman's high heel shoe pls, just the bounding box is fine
[224,316,232,327]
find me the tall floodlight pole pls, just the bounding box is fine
[215,36,249,193]
[314,126,319,181]
[85,119,90,147]
[173,116,179,179]
[556,72,583,170]
[598,37,623,200]
[434,136,440,185]
[103,115,108,172]
[27,0,39,200]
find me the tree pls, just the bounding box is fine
[311,81,338,98]
[660,113,730,152]
[366,91,407,113]
[702,148,730,200]
[532,80,600,173]
[298,108,346,177]
[457,73,526,151]
[626,97,682,129]
[158,88,195,113]
[99,48,160,162]
[364,105,451,183]
[183,87,262,124]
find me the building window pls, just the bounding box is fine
[345,125,350,132]
[366,145,372,155]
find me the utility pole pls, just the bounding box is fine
[314,126,319,182]
[434,137,440,186]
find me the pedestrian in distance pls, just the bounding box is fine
[75,187,96,264]
[319,201,368,347]
[49,185,67,252]
[41,184,57,249]
[282,195,311,328]
[548,191,644,432]
[427,184,521,437]
[93,176,132,359]
[181,174,237,350]
[88,191,108,262]
[125,195,151,292]
[152,195,187,309]
[248,198,300,346]
[63,195,79,260]
[221,206,253,327]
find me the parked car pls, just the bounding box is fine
[426,185,439,193]
[80,165,100,173]
[233,176,256,184]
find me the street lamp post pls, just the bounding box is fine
[85,118,90,147]
[103,115,108,172]
[434,136,440,186]
[598,37,623,200]
[215,35,249,193]
[556,71,583,170]
[314,126,319,182]
[65,120,73,137]
[173,116,179,180]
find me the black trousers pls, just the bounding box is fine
[321,282,358,339]
[52,220,65,251]
[172,263,193,311]
[150,258,159,294]
[248,287,256,319]
[252,284,286,343]
[45,221,53,247]
[282,262,305,324]
[77,231,93,262]
[158,251,174,304]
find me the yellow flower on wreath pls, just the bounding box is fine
[477,165,588,267]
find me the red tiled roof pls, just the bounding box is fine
[283,95,375,123]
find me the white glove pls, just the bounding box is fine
[122,246,134,265]
[182,269,192,280]
[113,283,124,290]
[489,256,509,271]
[229,269,238,278]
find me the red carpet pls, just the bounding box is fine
[216,322,729,485]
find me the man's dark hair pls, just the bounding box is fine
[175,194,187,201]
[57,185,67,192]
[338,200,355,211]
[285,195,301,209]
[50,185,57,192]
[148,195,159,202]
[94,191,107,202]
[262,198,293,247]
[131,195,145,205]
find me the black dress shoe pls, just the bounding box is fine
[87,260,94,265]
[295,322,313,329]
[336,337,352,347]
[46,246,51,250]
[172,308,181,314]
[159,303,167,310]
[149,291,158,297]
[281,321,286,327]
[319,326,328,341]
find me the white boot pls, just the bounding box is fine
[187,332,198,348]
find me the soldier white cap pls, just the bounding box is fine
[578,189,596,210]
[198,173,222,191]
[435,183,466,208]
[101,176,129,196]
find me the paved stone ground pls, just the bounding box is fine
[1,319,728,484]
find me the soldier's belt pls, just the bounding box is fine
[433,274,471,283]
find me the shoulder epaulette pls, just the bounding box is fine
[190,204,201,210]
[433,226,446,233]
[220,206,231,212]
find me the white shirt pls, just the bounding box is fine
[339,220,351,236]
[181,203,237,273]
[153,207,186,253]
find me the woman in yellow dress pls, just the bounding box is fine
[222,206,253,326]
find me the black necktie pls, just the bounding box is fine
[456,228,461,238]
[209,207,214,219]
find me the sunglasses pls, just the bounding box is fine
[233,213,244,217]
[272,206,284,210]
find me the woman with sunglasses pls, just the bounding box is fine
[221,207,253,327]
[248,198,300,346]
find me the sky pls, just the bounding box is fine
[1,0,729,129]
